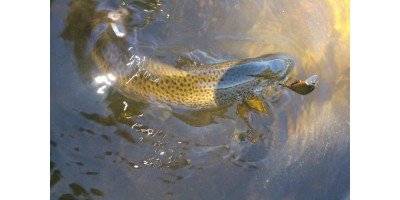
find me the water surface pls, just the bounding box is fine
[51,0,349,199]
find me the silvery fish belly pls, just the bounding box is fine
[91,9,296,109]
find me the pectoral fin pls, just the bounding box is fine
[236,102,254,131]
[236,99,270,143]
[245,98,270,114]
[236,98,270,132]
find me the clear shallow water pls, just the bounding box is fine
[51,0,349,199]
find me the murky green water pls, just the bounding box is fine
[51,0,349,199]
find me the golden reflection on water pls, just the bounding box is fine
[281,0,349,158]
[210,0,350,148]
[328,0,350,40]
[291,0,350,139]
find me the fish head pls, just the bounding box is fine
[250,54,296,84]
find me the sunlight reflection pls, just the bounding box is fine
[107,8,128,38]
[94,73,116,94]
[327,0,350,41]
[97,85,107,94]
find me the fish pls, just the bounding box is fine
[91,8,315,111]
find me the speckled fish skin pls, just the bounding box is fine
[92,27,295,109]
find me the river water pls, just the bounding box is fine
[51,0,349,199]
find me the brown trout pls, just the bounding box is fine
[91,8,315,110]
